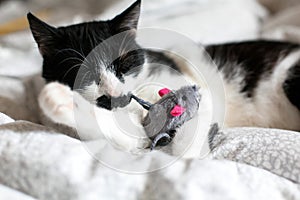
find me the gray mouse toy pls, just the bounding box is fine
[131,85,201,150]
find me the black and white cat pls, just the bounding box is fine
[27,0,300,157]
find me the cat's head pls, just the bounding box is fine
[27,0,144,103]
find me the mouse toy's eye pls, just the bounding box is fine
[182,95,187,101]
[95,78,100,85]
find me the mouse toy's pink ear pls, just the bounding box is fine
[170,105,186,117]
[158,88,171,97]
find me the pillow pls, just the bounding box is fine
[210,127,300,183]
[259,0,300,14]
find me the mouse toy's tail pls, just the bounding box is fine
[130,94,152,110]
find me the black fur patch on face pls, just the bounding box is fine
[111,48,145,81]
[27,0,144,90]
[206,40,299,97]
[283,63,300,111]
[145,50,180,75]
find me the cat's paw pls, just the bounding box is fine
[38,82,76,127]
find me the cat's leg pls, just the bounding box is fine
[38,82,106,140]
[39,82,150,151]
[38,82,76,128]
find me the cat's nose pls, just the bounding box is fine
[105,87,122,97]
[102,79,122,97]
[100,71,123,97]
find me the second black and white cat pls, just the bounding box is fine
[27,0,300,157]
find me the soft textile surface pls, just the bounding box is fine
[0,120,299,200]
[0,184,36,200]
[211,127,300,183]
[261,5,300,43]
[99,0,267,44]
[259,0,300,44]
[259,0,300,14]
[0,0,300,199]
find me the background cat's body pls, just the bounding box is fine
[28,0,300,157]
[206,41,300,131]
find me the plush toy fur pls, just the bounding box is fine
[132,85,201,150]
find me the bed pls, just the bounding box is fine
[0,0,299,199]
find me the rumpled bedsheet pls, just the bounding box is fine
[0,118,300,200]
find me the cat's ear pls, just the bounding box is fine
[27,12,58,56]
[111,0,141,32]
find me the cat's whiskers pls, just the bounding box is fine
[118,32,131,56]
[55,48,85,60]
[119,33,136,59]
[55,48,98,70]
[57,57,85,66]
[77,70,92,89]
[61,63,89,81]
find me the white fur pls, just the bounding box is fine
[81,68,124,103]
[99,69,124,97]
[171,88,212,158]
[38,82,76,128]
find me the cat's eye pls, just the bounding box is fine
[96,78,100,85]
[182,95,187,101]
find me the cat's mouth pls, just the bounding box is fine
[96,94,132,110]
[96,95,112,110]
